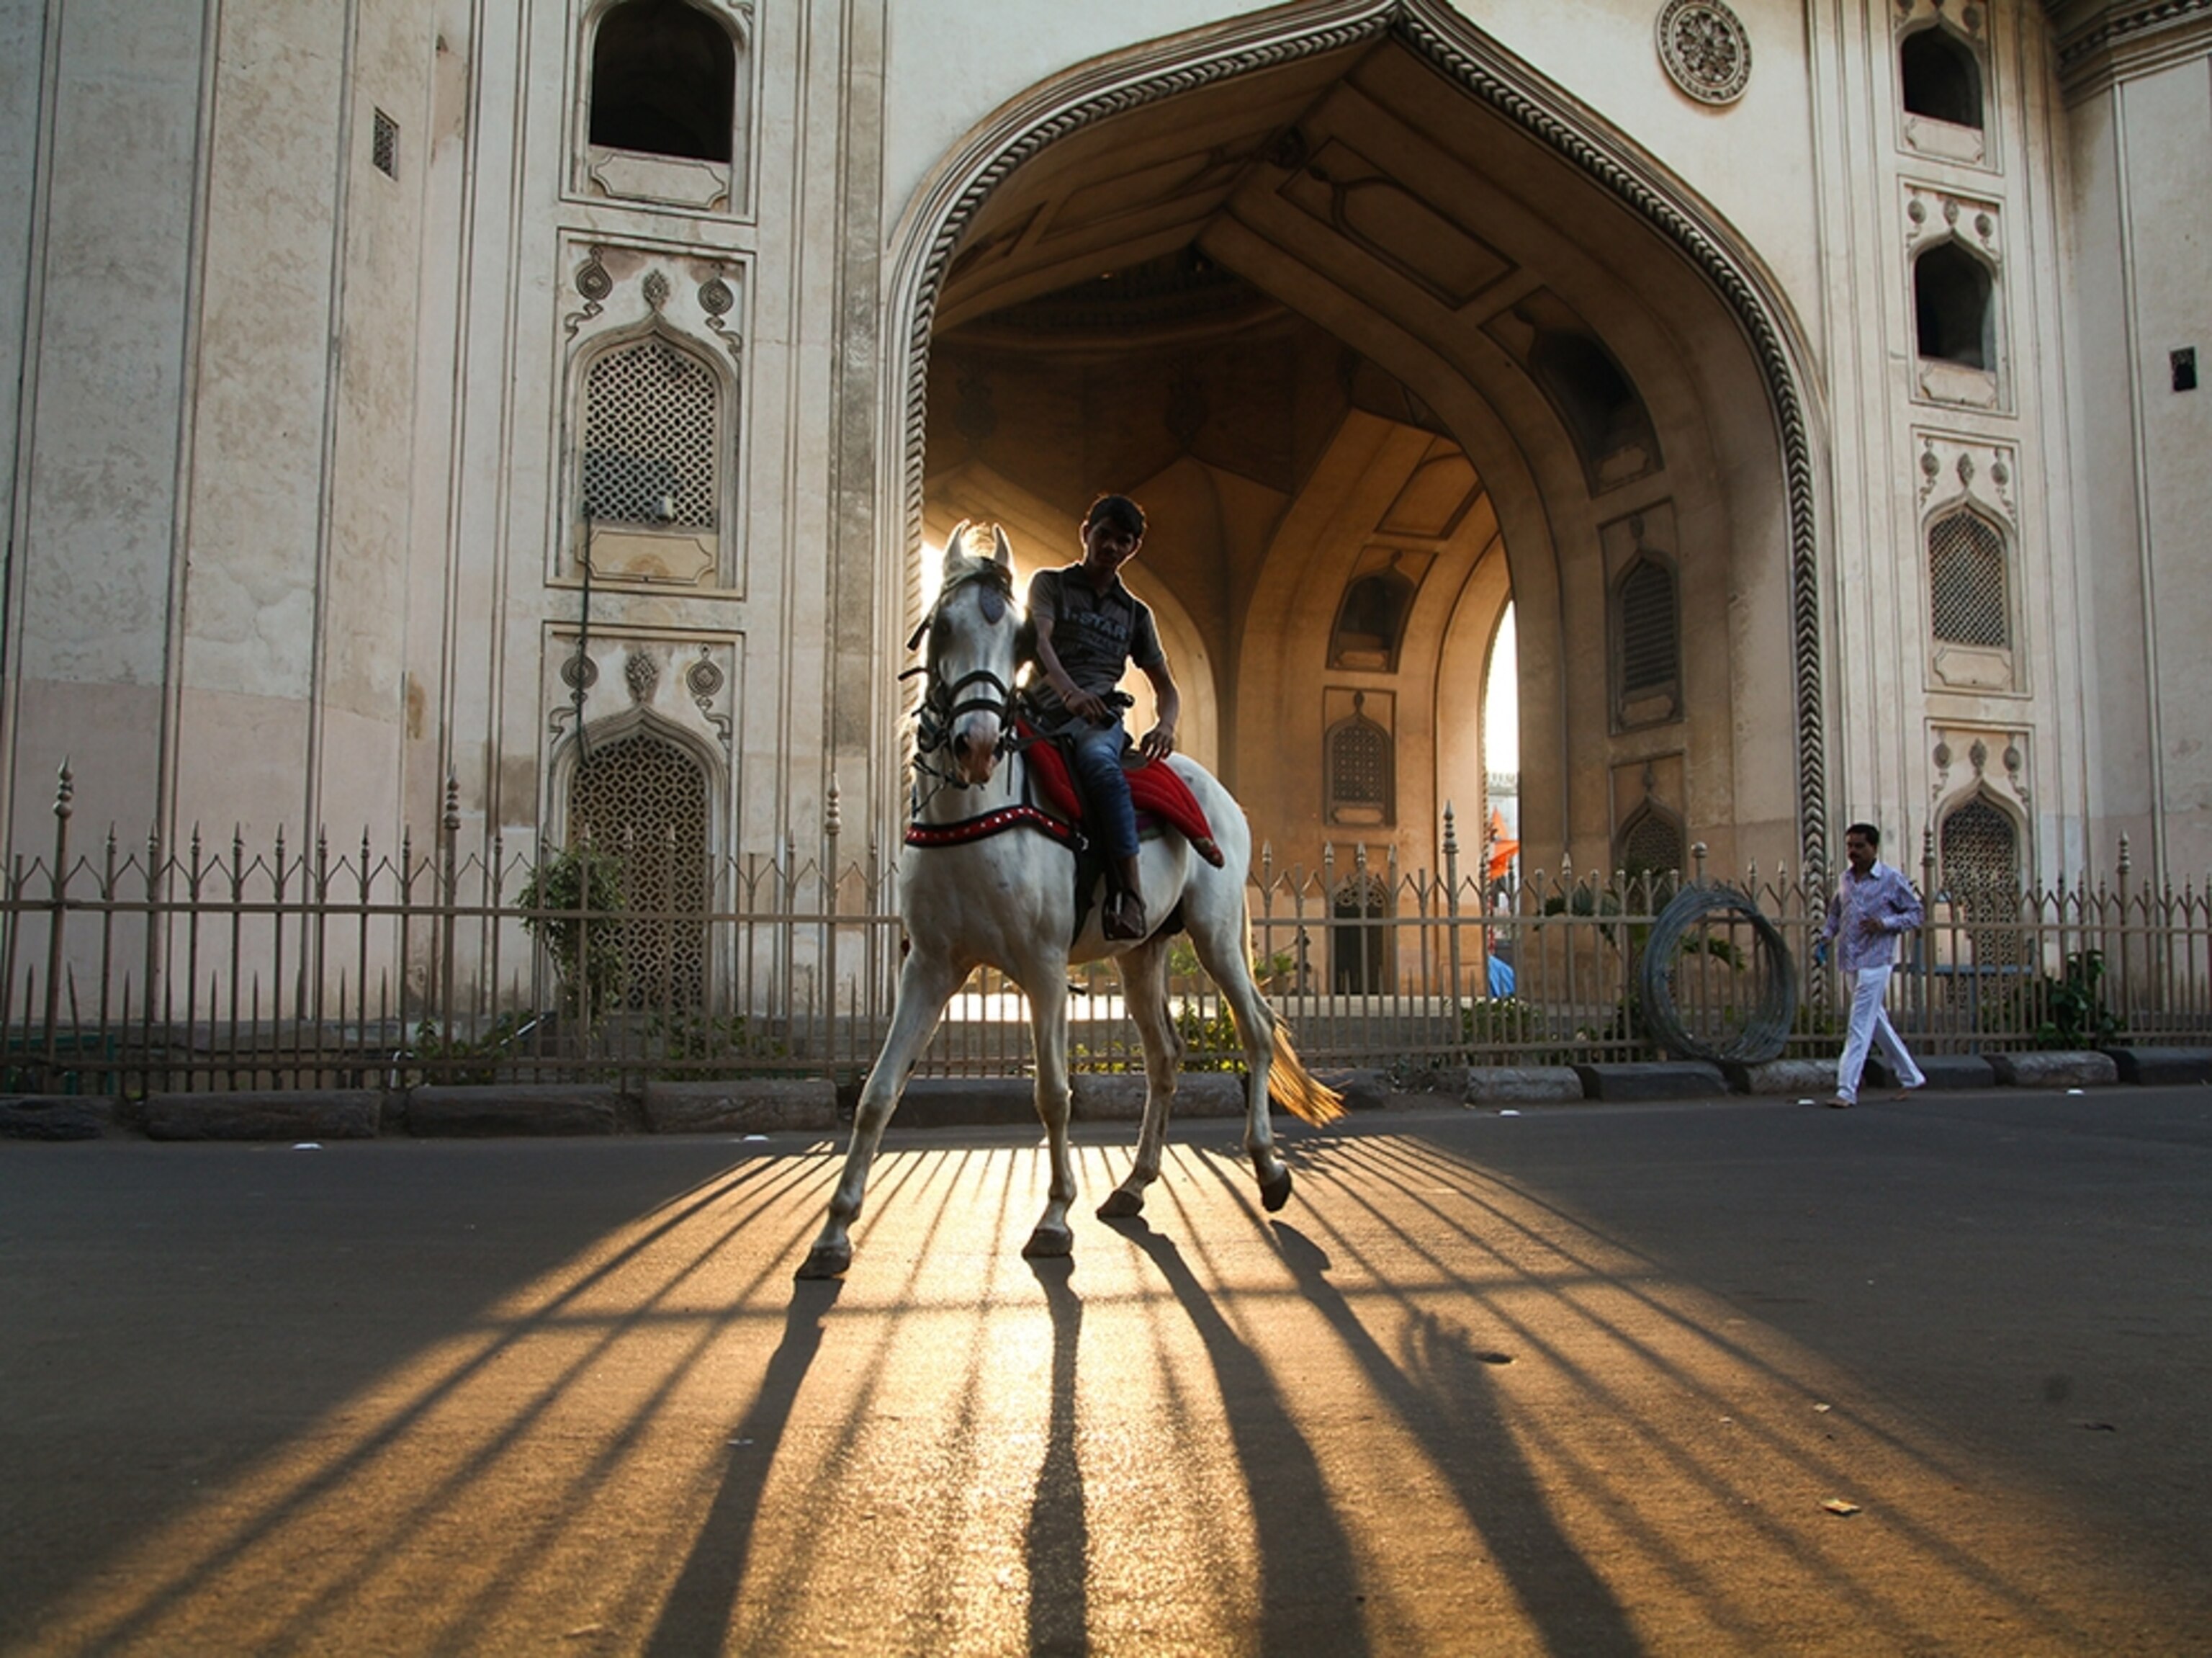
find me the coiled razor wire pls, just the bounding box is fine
[1637,885,1797,1064]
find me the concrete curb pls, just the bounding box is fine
[642,1078,837,1134]
[406,1085,619,1137]
[1572,1062,1728,1101]
[1724,1059,1835,1097]
[143,1090,382,1141]
[1871,1052,1995,1090]
[1987,1050,2119,1088]
[1315,1067,1394,1111]
[1069,1072,1249,1121]
[1464,1067,1586,1103]
[2103,1047,2212,1085]
[0,1095,113,1140]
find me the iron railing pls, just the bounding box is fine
[2,771,2206,1098]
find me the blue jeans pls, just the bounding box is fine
[1064,720,1138,860]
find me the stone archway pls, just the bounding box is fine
[883,0,1829,880]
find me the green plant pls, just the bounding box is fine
[516,842,628,1020]
[2035,949,2120,1049]
[645,1008,791,1080]
[1173,1000,1244,1072]
[1459,995,1581,1064]
[410,1010,539,1085]
[1164,940,1298,996]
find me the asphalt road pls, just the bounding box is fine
[3,1088,2208,1655]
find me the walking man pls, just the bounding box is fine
[1819,821,1928,1108]
[1026,494,1182,941]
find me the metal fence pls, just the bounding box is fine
[3,771,2206,1098]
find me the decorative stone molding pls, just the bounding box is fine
[1928,726,2031,869]
[1913,431,2017,522]
[889,0,1834,869]
[547,629,737,761]
[2049,0,2212,103]
[1904,185,2002,264]
[1655,0,1753,105]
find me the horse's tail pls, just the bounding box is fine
[1269,1020,1344,1126]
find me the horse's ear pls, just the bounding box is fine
[990,524,1014,571]
[941,520,972,569]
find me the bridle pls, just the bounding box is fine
[905,560,1022,808]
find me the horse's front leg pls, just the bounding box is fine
[1098,936,1177,1221]
[1020,966,1076,1258]
[797,947,967,1278]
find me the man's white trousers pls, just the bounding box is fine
[1836,964,1925,1103]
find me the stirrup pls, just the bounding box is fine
[1102,888,1147,941]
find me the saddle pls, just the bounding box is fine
[1017,720,1226,869]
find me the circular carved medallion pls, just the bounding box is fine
[1656,0,1751,106]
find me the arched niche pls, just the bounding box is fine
[579,0,751,212]
[1914,240,1996,371]
[1899,25,1984,130]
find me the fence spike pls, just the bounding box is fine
[53,759,73,820]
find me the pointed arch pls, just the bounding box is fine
[881,0,1833,872]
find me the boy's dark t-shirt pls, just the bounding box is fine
[1027,565,1163,719]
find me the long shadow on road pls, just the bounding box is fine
[1268,1217,1642,1657]
[644,1278,843,1657]
[1114,1215,1371,1657]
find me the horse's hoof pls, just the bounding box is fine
[1021,1224,1074,1259]
[1097,1188,1144,1221]
[795,1242,851,1279]
[1258,1166,1293,1213]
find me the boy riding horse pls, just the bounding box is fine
[1025,495,1183,941]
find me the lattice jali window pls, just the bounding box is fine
[571,732,709,1009]
[583,339,719,529]
[1326,711,1392,823]
[1929,509,2008,647]
[1941,792,2025,967]
[1619,807,1684,880]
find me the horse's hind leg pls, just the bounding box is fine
[1187,905,1293,1214]
[1098,936,1177,1221]
[797,947,966,1278]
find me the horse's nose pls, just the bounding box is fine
[953,727,997,782]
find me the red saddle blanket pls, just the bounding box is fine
[1020,722,1226,868]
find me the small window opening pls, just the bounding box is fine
[1900,28,1983,129]
[1914,242,1994,369]
[371,109,399,179]
[590,0,735,163]
[1526,328,1652,470]
[1329,568,1414,671]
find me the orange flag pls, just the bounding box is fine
[1485,807,1519,883]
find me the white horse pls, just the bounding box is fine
[797,522,1340,1278]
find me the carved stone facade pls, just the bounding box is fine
[0,0,2205,895]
